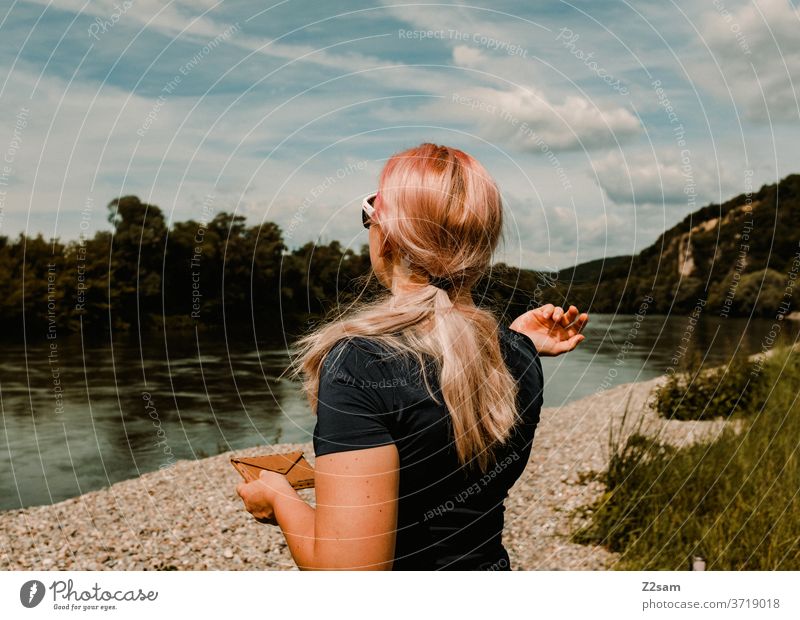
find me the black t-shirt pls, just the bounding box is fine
[312,323,544,570]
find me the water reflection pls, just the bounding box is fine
[0,330,310,511]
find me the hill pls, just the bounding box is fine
[485,174,800,318]
[556,255,632,283]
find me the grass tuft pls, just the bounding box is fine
[573,347,800,569]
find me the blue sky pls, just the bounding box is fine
[0,0,798,270]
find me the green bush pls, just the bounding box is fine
[652,349,767,420]
[573,348,800,569]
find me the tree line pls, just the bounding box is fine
[2,196,544,342]
[3,177,797,342]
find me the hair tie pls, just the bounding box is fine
[428,275,454,290]
[399,252,462,292]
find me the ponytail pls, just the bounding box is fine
[290,280,519,472]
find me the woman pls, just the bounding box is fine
[237,143,588,570]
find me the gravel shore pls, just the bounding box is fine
[0,376,731,570]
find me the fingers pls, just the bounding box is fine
[570,312,589,333]
[538,304,555,319]
[557,333,586,354]
[553,305,581,327]
[538,304,565,324]
[537,304,589,332]
[255,515,277,525]
[559,308,589,335]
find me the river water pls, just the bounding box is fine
[1,314,797,510]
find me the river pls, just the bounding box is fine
[1,314,797,510]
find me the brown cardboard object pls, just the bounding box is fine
[230,450,315,489]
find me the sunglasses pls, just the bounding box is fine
[361,192,377,229]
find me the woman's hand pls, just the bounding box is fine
[510,304,589,356]
[236,471,295,525]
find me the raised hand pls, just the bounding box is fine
[509,304,589,357]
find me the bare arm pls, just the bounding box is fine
[237,444,400,570]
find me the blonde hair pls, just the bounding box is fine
[290,143,519,472]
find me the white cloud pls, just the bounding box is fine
[452,44,486,68]
[447,86,640,151]
[21,0,401,76]
[592,150,740,207]
[694,0,800,122]
[496,193,648,271]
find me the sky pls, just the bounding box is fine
[0,0,798,271]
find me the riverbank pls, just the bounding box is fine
[0,376,732,570]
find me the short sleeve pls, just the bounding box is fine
[313,339,396,457]
[499,326,544,426]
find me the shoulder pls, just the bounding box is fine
[498,324,544,414]
[314,338,398,455]
[321,336,398,384]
